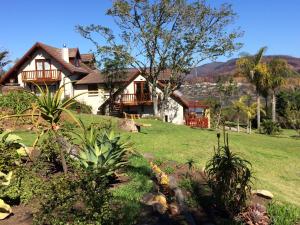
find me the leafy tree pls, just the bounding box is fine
[215,77,237,128]
[235,95,265,134]
[267,58,290,122]
[77,0,242,116]
[237,47,268,129]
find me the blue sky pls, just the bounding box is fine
[1,0,300,65]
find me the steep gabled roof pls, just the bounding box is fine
[0,42,89,84]
[80,53,95,63]
[76,68,139,85]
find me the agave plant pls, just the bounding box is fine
[0,130,28,172]
[0,171,13,220]
[76,124,132,177]
[205,131,252,217]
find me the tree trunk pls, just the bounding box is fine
[265,96,268,118]
[249,120,252,134]
[246,119,249,134]
[56,135,69,174]
[152,86,159,116]
[272,92,276,122]
[237,114,240,133]
[257,93,261,129]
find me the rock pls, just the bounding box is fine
[252,190,274,199]
[169,202,180,216]
[168,175,178,190]
[141,193,168,214]
[153,194,167,206]
[118,119,138,132]
[153,202,168,214]
[141,193,156,205]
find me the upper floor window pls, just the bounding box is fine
[35,59,51,71]
[74,58,80,67]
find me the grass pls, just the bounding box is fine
[112,156,153,224]
[267,201,300,225]
[13,114,300,207]
[128,119,300,207]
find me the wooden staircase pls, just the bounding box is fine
[109,103,123,117]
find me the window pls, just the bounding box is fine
[74,58,80,67]
[35,59,51,78]
[88,84,98,96]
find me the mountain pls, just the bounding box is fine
[188,55,300,81]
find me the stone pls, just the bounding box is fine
[252,190,274,199]
[169,202,180,216]
[141,193,156,205]
[153,202,168,214]
[118,119,138,133]
[168,175,178,190]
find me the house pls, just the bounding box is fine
[0,42,209,126]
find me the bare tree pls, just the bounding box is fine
[77,0,242,116]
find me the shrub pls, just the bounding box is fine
[33,173,114,225]
[267,202,300,225]
[0,167,44,205]
[63,97,92,114]
[260,119,282,135]
[205,132,252,217]
[0,91,35,115]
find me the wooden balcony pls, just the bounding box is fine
[21,70,62,83]
[120,93,153,105]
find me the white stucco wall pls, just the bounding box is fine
[123,75,146,94]
[74,84,107,114]
[16,49,75,98]
[118,75,185,124]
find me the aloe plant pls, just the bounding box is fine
[0,171,13,220]
[205,132,252,217]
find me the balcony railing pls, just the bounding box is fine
[120,93,152,105]
[22,70,62,83]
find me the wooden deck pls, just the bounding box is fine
[120,93,153,106]
[22,70,61,83]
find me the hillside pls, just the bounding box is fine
[188,55,300,81]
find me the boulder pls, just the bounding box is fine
[252,190,274,199]
[118,119,138,133]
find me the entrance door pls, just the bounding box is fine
[134,82,150,101]
[35,59,51,79]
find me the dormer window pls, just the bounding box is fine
[74,58,80,67]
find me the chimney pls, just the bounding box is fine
[62,44,69,63]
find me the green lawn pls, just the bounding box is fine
[15,114,300,207]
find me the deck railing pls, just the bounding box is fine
[185,115,209,128]
[120,93,152,104]
[22,70,62,82]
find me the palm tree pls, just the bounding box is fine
[232,96,247,133]
[237,47,267,129]
[267,58,289,122]
[0,50,11,72]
